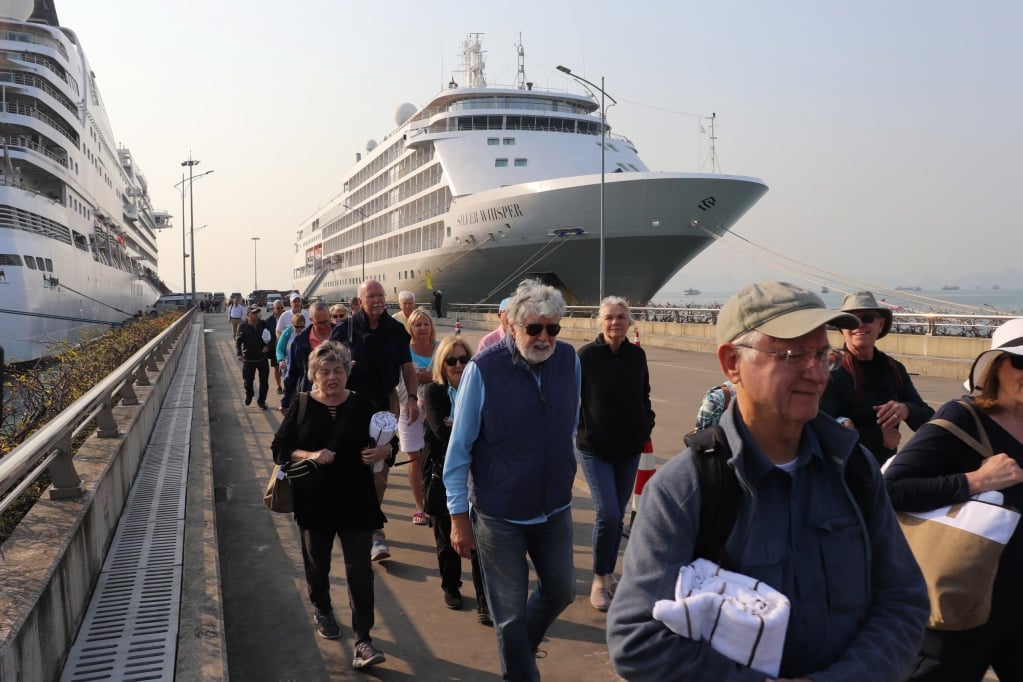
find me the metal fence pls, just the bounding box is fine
[0,309,194,516]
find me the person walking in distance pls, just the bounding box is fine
[227,297,245,339]
[236,305,273,409]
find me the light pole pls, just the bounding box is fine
[342,203,367,280]
[556,65,616,302]
[174,170,213,297]
[251,237,260,291]
[181,156,202,307]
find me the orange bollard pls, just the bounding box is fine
[454,319,461,335]
[625,438,656,536]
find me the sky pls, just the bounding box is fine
[55,1,1023,299]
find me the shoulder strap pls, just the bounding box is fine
[843,448,875,528]
[685,425,739,568]
[298,391,308,424]
[928,400,993,458]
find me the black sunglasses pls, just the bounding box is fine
[444,356,470,366]
[519,323,561,337]
[1007,354,1023,371]
[856,313,882,324]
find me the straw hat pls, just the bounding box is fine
[839,291,893,338]
[966,317,1023,392]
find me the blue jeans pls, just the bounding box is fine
[471,506,576,681]
[577,450,640,576]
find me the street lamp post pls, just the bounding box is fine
[251,237,260,291]
[556,65,616,303]
[342,203,367,280]
[181,156,201,307]
[173,169,214,299]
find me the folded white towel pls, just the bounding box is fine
[653,557,790,677]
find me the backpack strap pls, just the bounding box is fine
[843,447,875,528]
[684,425,739,569]
[297,391,308,424]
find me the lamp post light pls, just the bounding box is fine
[342,203,367,280]
[251,237,260,291]
[174,165,213,303]
[556,65,616,303]
[181,156,203,307]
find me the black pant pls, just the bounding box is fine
[241,359,269,403]
[300,526,375,644]
[432,513,488,613]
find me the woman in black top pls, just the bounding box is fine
[821,291,933,466]
[576,296,654,612]
[271,341,391,670]
[421,334,490,624]
[884,318,1023,681]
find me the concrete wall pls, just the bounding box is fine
[455,312,988,379]
[0,327,190,682]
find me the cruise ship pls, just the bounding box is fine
[0,0,168,360]
[292,35,767,306]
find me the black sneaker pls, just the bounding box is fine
[244,395,253,406]
[276,387,283,394]
[478,609,493,626]
[314,609,340,639]
[443,589,463,610]
[352,641,385,669]
[257,401,267,410]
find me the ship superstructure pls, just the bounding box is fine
[0,0,167,360]
[293,35,767,306]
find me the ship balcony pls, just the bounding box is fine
[1,98,77,145]
[1,132,69,170]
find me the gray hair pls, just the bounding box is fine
[309,300,329,315]
[506,279,566,326]
[398,290,415,303]
[307,341,352,382]
[731,329,765,361]
[599,296,632,322]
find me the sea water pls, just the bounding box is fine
[655,288,1023,315]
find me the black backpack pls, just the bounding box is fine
[683,424,875,569]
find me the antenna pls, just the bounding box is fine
[701,113,720,174]
[516,33,527,90]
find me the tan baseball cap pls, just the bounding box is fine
[716,281,860,344]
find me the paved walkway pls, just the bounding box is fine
[205,313,969,681]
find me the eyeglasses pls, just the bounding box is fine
[856,313,882,324]
[331,314,346,320]
[734,344,845,372]
[444,355,470,367]
[293,324,305,329]
[312,319,330,326]
[1006,354,1023,371]
[518,323,561,337]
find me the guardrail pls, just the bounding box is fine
[446,304,1016,338]
[0,309,195,516]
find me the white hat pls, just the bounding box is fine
[289,292,302,301]
[966,317,1023,392]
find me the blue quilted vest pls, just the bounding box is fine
[470,338,578,521]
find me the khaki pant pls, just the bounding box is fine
[230,317,241,338]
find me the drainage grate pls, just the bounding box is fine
[61,323,199,682]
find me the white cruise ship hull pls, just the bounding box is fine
[301,171,767,305]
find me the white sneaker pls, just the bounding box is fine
[371,537,390,562]
[590,575,609,612]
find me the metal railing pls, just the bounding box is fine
[446,304,1016,338]
[0,309,194,516]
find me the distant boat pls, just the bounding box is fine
[941,284,960,291]
[820,285,829,294]
[895,286,922,291]
[684,288,701,296]
[993,284,1001,290]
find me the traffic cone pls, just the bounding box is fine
[624,438,656,536]
[454,319,461,335]
[633,327,641,346]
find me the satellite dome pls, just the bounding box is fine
[0,0,33,21]
[366,139,378,152]
[395,103,417,126]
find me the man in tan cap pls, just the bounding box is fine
[821,291,933,466]
[608,281,928,681]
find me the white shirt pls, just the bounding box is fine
[227,303,245,319]
[276,308,308,333]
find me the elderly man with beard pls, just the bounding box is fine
[443,278,581,682]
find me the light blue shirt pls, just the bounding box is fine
[443,349,581,522]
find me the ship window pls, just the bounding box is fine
[0,254,22,266]
[514,158,527,167]
[495,158,508,167]
[446,226,451,237]
[487,138,499,146]
[44,258,53,271]
[503,138,515,145]
[507,116,521,130]
[24,256,37,270]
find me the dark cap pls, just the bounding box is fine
[247,305,261,314]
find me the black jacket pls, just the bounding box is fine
[576,333,655,461]
[235,319,272,362]
[329,310,411,409]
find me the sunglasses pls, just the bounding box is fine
[1007,354,1023,371]
[444,356,470,367]
[855,313,882,324]
[331,314,346,320]
[518,323,561,337]
[293,324,305,329]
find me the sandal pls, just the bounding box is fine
[412,511,429,526]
